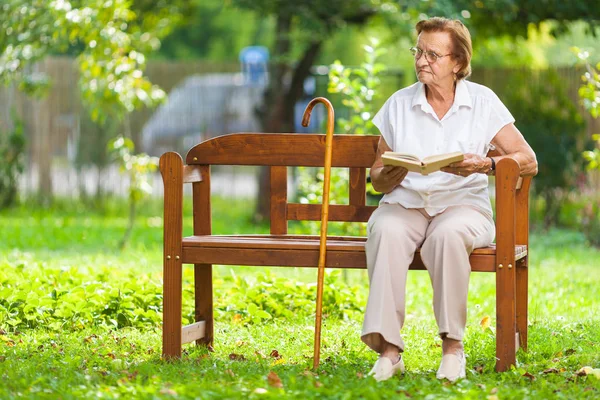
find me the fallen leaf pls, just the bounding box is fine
[267,371,283,388]
[522,372,536,380]
[356,372,364,378]
[490,387,498,394]
[314,381,323,388]
[302,370,316,377]
[270,350,281,359]
[229,353,246,361]
[225,369,235,377]
[543,368,559,374]
[255,350,267,359]
[480,316,492,330]
[474,365,484,374]
[0,329,6,335]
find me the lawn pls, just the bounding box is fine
[1,197,599,399]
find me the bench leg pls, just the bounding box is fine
[496,264,517,372]
[516,263,528,351]
[163,258,183,359]
[195,263,213,347]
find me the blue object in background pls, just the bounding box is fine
[239,46,269,86]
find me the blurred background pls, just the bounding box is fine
[1,0,600,241]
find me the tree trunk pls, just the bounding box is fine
[255,14,323,220]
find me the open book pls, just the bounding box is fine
[382,151,464,175]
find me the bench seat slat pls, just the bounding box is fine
[181,235,527,272]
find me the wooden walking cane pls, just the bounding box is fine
[301,97,335,370]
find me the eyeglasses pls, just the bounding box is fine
[410,47,452,63]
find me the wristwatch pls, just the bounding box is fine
[488,157,496,175]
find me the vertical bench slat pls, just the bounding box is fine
[270,166,288,234]
[193,165,213,346]
[349,167,366,206]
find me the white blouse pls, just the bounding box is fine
[372,79,515,218]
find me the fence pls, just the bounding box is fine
[0,57,598,199]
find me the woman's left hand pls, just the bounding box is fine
[440,153,489,177]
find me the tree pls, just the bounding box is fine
[1,0,189,201]
[225,0,600,218]
[230,0,384,217]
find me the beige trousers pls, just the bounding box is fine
[361,203,495,354]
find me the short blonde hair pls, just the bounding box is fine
[416,17,472,80]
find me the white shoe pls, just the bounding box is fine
[368,356,405,382]
[436,353,466,382]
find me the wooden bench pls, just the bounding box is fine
[160,132,532,372]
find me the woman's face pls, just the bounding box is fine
[414,31,460,87]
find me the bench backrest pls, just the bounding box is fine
[184,132,517,237]
[186,133,379,234]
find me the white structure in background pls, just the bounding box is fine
[141,73,266,156]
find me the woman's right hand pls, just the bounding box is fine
[370,137,408,194]
[371,165,408,194]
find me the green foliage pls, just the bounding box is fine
[573,48,600,247]
[0,0,187,123]
[107,136,159,248]
[108,137,158,204]
[502,69,587,226]
[416,0,600,39]
[328,39,387,136]
[293,40,387,237]
[1,204,600,397]
[0,115,25,208]
[0,261,163,330]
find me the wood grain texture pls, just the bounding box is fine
[193,166,213,347]
[286,204,376,222]
[515,175,532,351]
[270,166,288,234]
[186,133,378,167]
[159,152,184,359]
[349,168,366,206]
[183,165,203,183]
[494,157,520,372]
[181,321,206,344]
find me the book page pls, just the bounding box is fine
[422,151,463,164]
[382,152,421,163]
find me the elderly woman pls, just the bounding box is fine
[362,17,537,382]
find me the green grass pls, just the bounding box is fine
[1,197,600,399]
